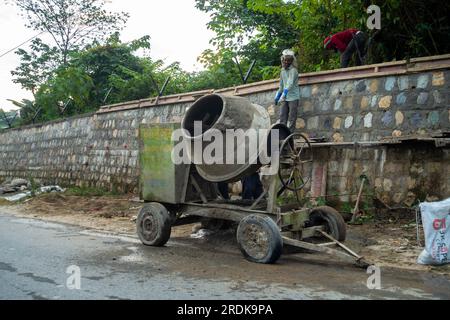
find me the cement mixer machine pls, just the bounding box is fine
[137,94,368,266]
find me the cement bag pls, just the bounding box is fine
[417,198,450,265]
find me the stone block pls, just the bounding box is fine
[410,112,423,127]
[312,84,320,96]
[333,117,342,129]
[296,118,306,129]
[427,111,440,126]
[301,86,312,98]
[392,130,402,137]
[383,178,393,192]
[324,118,332,130]
[384,77,396,91]
[356,80,367,92]
[344,116,353,129]
[332,132,344,142]
[363,113,373,128]
[381,111,393,127]
[396,93,407,105]
[432,90,443,104]
[302,100,313,112]
[397,76,409,91]
[432,72,445,86]
[343,97,353,110]
[369,79,379,93]
[320,98,331,111]
[378,96,392,109]
[395,111,404,126]
[417,74,430,89]
[307,116,319,130]
[370,95,378,108]
[417,92,429,105]
[360,96,370,110]
[334,99,342,111]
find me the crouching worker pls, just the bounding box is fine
[323,28,368,68]
[274,49,300,133]
[242,171,263,201]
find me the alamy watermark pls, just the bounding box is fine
[366,265,381,290]
[66,265,81,290]
[367,5,381,30]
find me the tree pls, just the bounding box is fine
[196,0,450,72]
[195,0,300,73]
[11,38,60,95]
[72,33,151,106]
[34,66,94,120]
[28,34,183,122]
[366,0,450,62]
[8,0,129,65]
[6,99,40,124]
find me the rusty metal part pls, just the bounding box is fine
[278,133,313,192]
[181,94,272,183]
[350,175,368,223]
[139,123,191,204]
[317,230,361,259]
[189,174,208,204]
[282,236,369,268]
[98,54,450,115]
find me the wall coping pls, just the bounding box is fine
[0,112,95,133]
[2,54,449,132]
[97,53,450,115]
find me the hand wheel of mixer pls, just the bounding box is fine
[277,133,313,192]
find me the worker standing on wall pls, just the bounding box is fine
[274,49,300,133]
[323,28,368,68]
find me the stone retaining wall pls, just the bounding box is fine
[1,56,449,205]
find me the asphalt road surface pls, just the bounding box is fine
[1,211,449,300]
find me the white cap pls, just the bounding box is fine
[282,49,295,57]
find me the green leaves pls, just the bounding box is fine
[12,0,129,64]
[34,66,94,119]
[11,38,60,94]
[197,0,450,72]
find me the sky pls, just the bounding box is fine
[0,0,215,111]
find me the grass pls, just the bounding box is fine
[0,198,11,206]
[64,186,120,197]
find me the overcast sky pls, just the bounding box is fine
[0,0,215,111]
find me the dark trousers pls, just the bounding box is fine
[279,100,298,133]
[341,32,367,68]
[242,173,263,200]
[217,182,229,200]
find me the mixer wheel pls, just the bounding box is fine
[137,202,172,246]
[236,214,283,264]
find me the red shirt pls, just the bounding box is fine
[327,29,358,52]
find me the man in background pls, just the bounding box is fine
[324,28,368,68]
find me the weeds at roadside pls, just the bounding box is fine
[64,186,121,197]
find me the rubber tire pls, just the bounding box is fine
[236,215,283,264]
[136,202,172,246]
[309,206,346,241]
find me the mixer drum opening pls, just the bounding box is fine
[182,94,224,137]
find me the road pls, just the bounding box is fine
[0,211,449,300]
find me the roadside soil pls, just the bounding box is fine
[1,193,449,277]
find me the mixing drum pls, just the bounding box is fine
[181,94,290,182]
